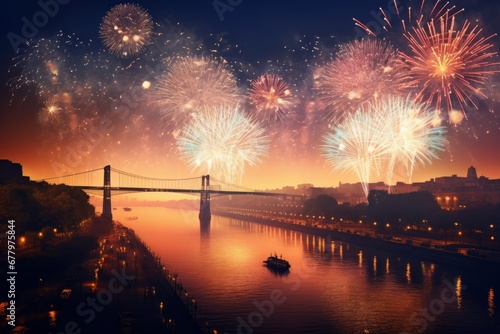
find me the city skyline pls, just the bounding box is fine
[1,0,500,190]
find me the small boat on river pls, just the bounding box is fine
[263,253,291,271]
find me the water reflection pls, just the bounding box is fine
[266,266,291,277]
[406,263,411,284]
[200,218,210,236]
[456,275,463,309]
[489,288,495,317]
[110,207,499,333]
[48,310,57,328]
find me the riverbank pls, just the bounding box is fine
[2,219,206,334]
[213,210,500,275]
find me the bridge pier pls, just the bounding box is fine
[102,165,113,220]
[199,175,211,222]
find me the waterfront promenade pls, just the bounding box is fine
[2,220,205,334]
[213,210,500,275]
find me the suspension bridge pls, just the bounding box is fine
[37,165,303,221]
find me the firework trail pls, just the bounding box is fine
[8,35,74,101]
[353,0,500,121]
[177,105,270,184]
[322,108,391,197]
[400,12,500,119]
[248,73,294,124]
[353,0,463,37]
[376,95,448,184]
[155,55,241,128]
[322,95,448,196]
[100,3,153,58]
[315,38,410,122]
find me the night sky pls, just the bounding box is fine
[1,0,500,190]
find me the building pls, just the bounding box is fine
[310,166,500,210]
[414,166,500,209]
[0,159,30,184]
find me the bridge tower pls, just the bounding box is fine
[102,165,113,220]
[199,175,211,222]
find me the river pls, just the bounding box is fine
[110,206,498,334]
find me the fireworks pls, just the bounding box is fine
[99,3,153,58]
[353,0,463,37]
[322,108,390,197]
[177,105,270,183]
[400,12,500,117]
[155,55,241,128]
[315,38,410,122]
[376,95,448,184]
[248,73,294,124]
[38,97,62,126]
[322,95,448,196]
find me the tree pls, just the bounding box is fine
[0,182,95,240]
[367,190,441,231]
[367,190,390,230]
[0,184,42,233]
[430,209,456,245]
[303,194,338,221]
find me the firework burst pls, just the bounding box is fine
[315,38,410,122]
[38,97,62,126]
[177,105,270,183]
[155,55,241,128]
[322,108,390,197]
[322,95,448,196]
[376,95,448,184]
[248,73,294,124]
[400,12,500,118]
[100,3,153,58]
[353,0,463,37]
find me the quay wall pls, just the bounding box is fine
[213,211,500,275]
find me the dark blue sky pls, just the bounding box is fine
[2,0,370,60]
[3,1,500,66]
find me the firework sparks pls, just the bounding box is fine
[401,12,500,118]
[177,105,270,183]
[376,95,448,184]
[315,38,410,122]
[322,95,448,196]
[155,55,241,128]
[38,97,62,126]
[322,108,390,197]
[100,3,153,58]
[248,73,294,124]
[353,0,463,37]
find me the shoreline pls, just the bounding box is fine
[3,218,209,334]
[115,221,218,334]
[213,210,500,275]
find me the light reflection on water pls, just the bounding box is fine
[112,207,499,333]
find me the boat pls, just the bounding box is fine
[123,207,132,211]
[263,253,291,271]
